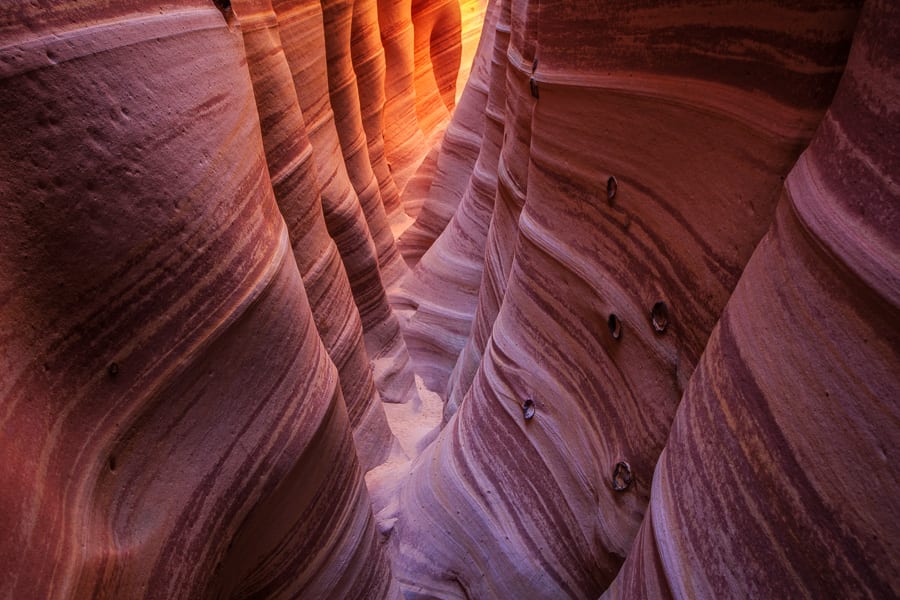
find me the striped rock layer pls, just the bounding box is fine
[391,1,885,598]
[394,0,507,396]
[271,0,418,406]
[0,2,396,597]
[604,1,899,596]
[3,0,898,599]
[232,0,395,470]
[397,0,497,266]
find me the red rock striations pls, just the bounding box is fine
[394,0,508,397]
[2,0,898,598]
[393,1,872,597]
[0,1,395,597]
[378,0,431,195]
[232,0,396,469]
[396,0,497,265]
[604,1,899,595]
[351,0,409,230]
[378,0,477,203]
[320,0,408,289]
[272,0,418,406]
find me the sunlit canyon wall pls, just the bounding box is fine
[0,0,896,598]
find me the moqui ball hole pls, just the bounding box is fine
[607,176,618,202]
[522,398,535,421]
[651,301,669,333]
[608,314,622,340]
[612,461,633,491]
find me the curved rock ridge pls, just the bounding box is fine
[378,0,434,196]
[272,0,418,406]
[442,0,528,411]
[393,0,492,237]
[411,0,459,133]
[351,0,410,230]
[604,1,899,595]
[0,2,396,597]
[392,0,867,597]
[378,0,480,206]
[397,0,498,265]
[232,0,396,470]
[4,0,899,598]
[321,0,409,290]
[455,0,488,102]
[394,0,509,396]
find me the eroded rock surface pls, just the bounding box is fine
[1,0,897,598]
[391,1,896,598]
[0,3,395,597]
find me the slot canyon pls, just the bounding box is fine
[1,0,897,597]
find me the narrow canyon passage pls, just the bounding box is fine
[0,1,897,599]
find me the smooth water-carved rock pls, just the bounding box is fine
[379,0,431,194]
[605,2,899,595]
[397,0,497,265]
[321,0,408,289]
[351,0,409,230]
[411,0,459,132]
[394,0,508,398]
[273,0,418,406]
[393,1,865,597]
[0,3,395,597]
[233,0,395,470]
[4,0,898,598]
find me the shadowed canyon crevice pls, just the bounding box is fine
[1,0,897,598]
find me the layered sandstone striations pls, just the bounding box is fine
[233,0,395,469]
[393,0,507,394]
[272,0,418,406]
[2,0,898,598]
[392,1,879,598]
[396,0,497,266]
[0,2,396,597]
[605,1,899,595]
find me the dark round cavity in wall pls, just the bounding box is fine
[612,461,633,491]
[522,398,535,421]
[608,314,622,340]
[108,456,117,473]
[607,176,617,202]
[212,0,231,13]
[651,301,669,333]
[107,362,119,378]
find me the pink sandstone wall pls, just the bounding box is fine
[1,0,896,598]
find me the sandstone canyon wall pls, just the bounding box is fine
[0,0,897,599]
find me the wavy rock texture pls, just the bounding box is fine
[272,0,418,406]
[410,0,459,132]
[394,0,508,394]
[3,0,899,598]
[393,1,872,598]
[351,0,409,230]
[233,0,396,470]
[396,0,490,226]
[321,0,408,289]
[604,1,899,595]
[0,2,395,597]
[378,0,479,201]
[379,0,433,195]
[397,0,498,264]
